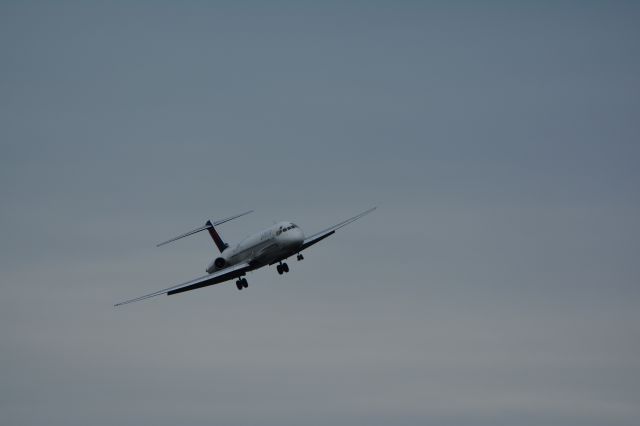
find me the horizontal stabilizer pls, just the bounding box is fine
[156,210,253,247]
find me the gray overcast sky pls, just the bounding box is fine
[1,1,639,425]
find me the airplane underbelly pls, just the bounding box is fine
[246,234,303,265]
[255,243,279,261]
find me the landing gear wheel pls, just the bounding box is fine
[277,264,283,275]
[282,263,289,273]
[297,254,304,261]
[241,278,248,288]
[236,280,243,290]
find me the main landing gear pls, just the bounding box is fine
[235,277,248,290]
[277,254,303,275]
[276,262,289,275]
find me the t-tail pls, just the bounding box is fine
[205,220,228,252]
[156,210,253,252]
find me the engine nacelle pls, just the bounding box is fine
[206,257,227,274]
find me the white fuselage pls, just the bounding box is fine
[206,221,304,273]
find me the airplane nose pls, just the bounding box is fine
[288,228,304,246]
[279,226,304,248]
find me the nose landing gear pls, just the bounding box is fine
[297,254,304,261]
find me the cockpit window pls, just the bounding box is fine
[279,224,296,233]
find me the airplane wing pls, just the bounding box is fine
[275,207,377,261]
[114,262,252,306]
[303,207,376,246]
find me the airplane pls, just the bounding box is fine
[114,207,376,306]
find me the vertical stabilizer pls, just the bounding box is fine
[206,220,229,252]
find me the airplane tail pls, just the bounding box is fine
[205,220,228,252]
[156,210,253,252]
